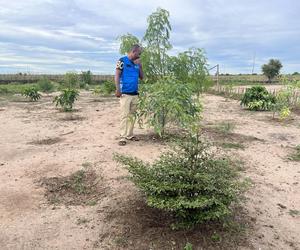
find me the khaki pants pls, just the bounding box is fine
[120,94,138,139]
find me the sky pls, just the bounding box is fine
[0,0,299,74]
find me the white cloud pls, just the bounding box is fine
[0,0,299,73]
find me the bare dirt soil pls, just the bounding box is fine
[0,92,299,250]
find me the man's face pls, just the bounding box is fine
[132,48,142,60]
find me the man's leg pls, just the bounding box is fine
[119,95,131,143]
[126,95,138,139]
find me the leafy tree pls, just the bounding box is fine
[170,48,212,96]
[262,59,283,83]
[117,8,211,139]
[118,33,140,55]
[137,76,201,137]
[53,88,79,111]
[142,8,172,82]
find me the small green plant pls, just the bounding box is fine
[101,80,116,95]
[240,85,276,111]
[92,81,116,96]
[279,106,291,120]
[114,131,246,229]
[53,88,79,111]
[86,200,97,206]
[76,217,90,225]
[287,145,300,161]
[103,80,116,94]
[37,77,55,93]
[184,242,193,250]
[22,86,41,101]
[113,236,128,247]
[70,170,87,194]
[271,79,300,119]
[82,162,93,168]
[211,232,222,242]
[93,86,102,95]
[289,209,300,217]
[215,121,235,134]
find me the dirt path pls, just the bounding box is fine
[0,93,299,249]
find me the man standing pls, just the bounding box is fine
[115,44,143,146]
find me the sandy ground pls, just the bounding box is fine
[0,92,299,250]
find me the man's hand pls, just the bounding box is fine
[134,58,141,65]
[115,89,122,98]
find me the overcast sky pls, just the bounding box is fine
[0,0,299,74]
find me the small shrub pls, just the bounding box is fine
[0,86,9,94]
[184,242,193,250]
[216,121,235,134]
[114,133,246,229]
[79,81,86,89]
[289,209,300,217]
[101,80,116,95]
[53,88,79,111]
[84,84,90,91]
[80,70,93,87]
[288,145,300,161]
[93,86,102,95]
[271,79,300,119]
[0,83,39,95]
[37,77,55,93]
[211,232,222,242]
[240,85,276,111]
[22,87,41,101]
[63,72,79,88]
[279,106,291,120]
[92,81,116,96]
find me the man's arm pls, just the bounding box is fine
[134,58,144,80]
[115,59,124,97]
[115,69,122,97]
[139,63,144,80]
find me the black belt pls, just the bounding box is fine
[122,92,138,96]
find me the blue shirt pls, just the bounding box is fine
[116,56,140,94]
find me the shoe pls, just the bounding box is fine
[118,140,127,146]
[126,136,139,141]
